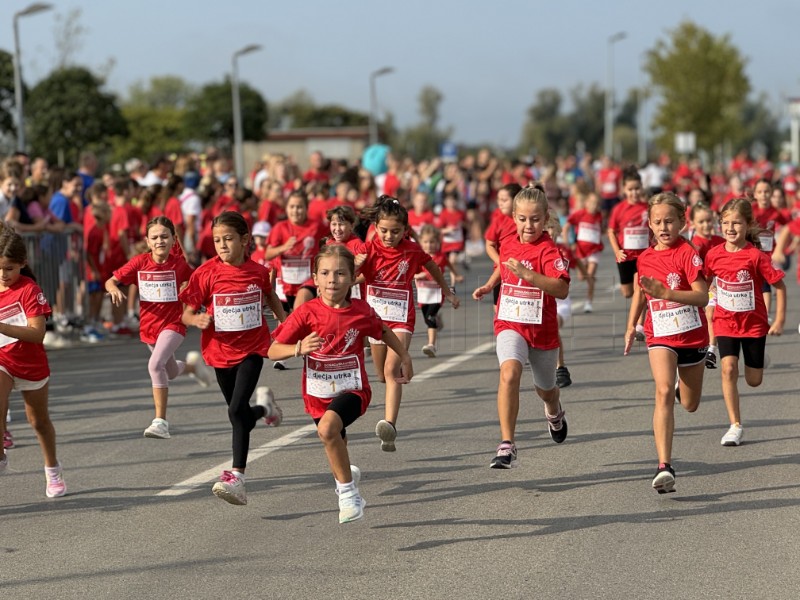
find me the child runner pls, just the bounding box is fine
[180,211,287,505]
[472,184,571,469]
[325,205,367,300]
[105,216,213,439]
[564,192,604,313]
[623,192,709,494]
[360,195,460,451]
[415,224,463,358]
[751,178,788,314]
[408,191,435,237]
[704,198,786,446]
[0,225,66,497]
[547,215,577,388]
[268,245,413,523]
[485,183,522,307]
[437,191,467,282]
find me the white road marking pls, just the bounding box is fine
[157,340,495,496]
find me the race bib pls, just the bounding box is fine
[138,270,178,303]
[497,283,543,324]
[649,299,702,337]
[716,278,755,313]
[601,181,618,195]
[0,302,27,349]
[623,227,649,250]
[443,227,464,244]
[366,285,409,323]
[577,223,601,245]
[758,232,774,252]
[213,290,262,332]
[415,278,442,305]
[306,354,363,399]
[281,257,311,285]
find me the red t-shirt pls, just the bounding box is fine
[567,209,604,258]
[148,198,185,231]
[326,235,367,299]
[178,257,274,368]
[107,205,131,271]
[267,219,326,297]
[436,208,466,253]
[416,251,449,307]
[608,200,651,259]
[360,237,433,330]
[690,233,725,262]
[494,233,570,350]
[704,243,784,337]
[484,209,516,248]
[0,276,51,380]
[408,210,435,236]
[637,237,708,348]
[271,298,384,419]
[114,252,193,344]
[597,167,622,199]
[84,224,108,282]
[257,200,286,226]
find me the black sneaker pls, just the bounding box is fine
[489,441,517,469]
[704,350,717,369]
[272,361,287,371]
[555,366,572,388]
[651,463,676,494]
[546,408,568,444]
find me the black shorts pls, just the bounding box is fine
[617,259,638,286]
[312,392,363,439]
[717,336,767,369]
[286,286,317,307]
[648,344,708,367]
[493,283,501,306]
[761,281,771,293]
[601,196,620,213]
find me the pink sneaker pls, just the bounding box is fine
[45,463,67,498]
[3,430,14,450]
[212,470,247,505]
[255,386,283,427]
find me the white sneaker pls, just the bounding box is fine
[721,424,743,446]
[583,301,593,313]
[186,351,212,387]
[338,488,366,523]
[375,419,397,452]
[144,418,170,439]
[255,386,282,426]
[45,463,67,498]
[421,344,437,358]
[335,465,362,494]
[212,470,247,505]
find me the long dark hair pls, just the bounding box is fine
[0,224,36,281]
[360,194,408,227]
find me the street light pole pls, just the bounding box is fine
[369,66,394,146]
[604,31,626,160]
[231,43,262,182]
[13,2,53,152]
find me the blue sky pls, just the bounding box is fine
[2,1,798,147]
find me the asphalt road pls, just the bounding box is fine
[2,246,799,600]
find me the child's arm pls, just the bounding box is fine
[623,283,646,355]
[267,331,322,361]
[423,260,460,308]
[446,260,464,283]
[381,324,413,383]
[104,276,127,307]
[0,314,46,344]
[768,279,786,336]
[182,305,213,329]
[264,236,297,261]
[771,227,793,265]
[485,240,500,265]
[607,226,626,262]
[503,258,569,299]
[473,268,501,300]
[638,276,708,308]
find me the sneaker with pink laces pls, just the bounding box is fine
[255,386,282,427]
[3,430,14,449]
[45,463,67,498]
[212,470,247,505]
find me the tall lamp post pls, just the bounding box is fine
[369,66,394,146]
[231,43,262,181]
[604,31,626,160]
[13,2,53,152]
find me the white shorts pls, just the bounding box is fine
[0,366,49,392]
[495,329,558,391]
[556,296,572,321]
[368,328,413,345]
[584,252,600,265]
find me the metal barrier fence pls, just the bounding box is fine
[21,231,87,321]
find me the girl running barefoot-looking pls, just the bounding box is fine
[472,184,571,469]
[180,211,287,505]
[105,216,213,439]
[704,198,786,447]
[360,196,459,452]
[269,245,413,523]
[0,225,66,497]
[623,192,709,494]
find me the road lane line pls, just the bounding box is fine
[157,339,495,496]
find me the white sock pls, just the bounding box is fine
[232,471,245,482]
[336,480,356,494]
[708,344,718,354]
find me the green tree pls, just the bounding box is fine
[269,89,369,130]
[738,94,782,160]
[518,89,567,157]
[0,49,22,140]
[397,85,452,159]
[26,66,127,165]
[127,75,195,109]
[644,20,750,154]
[183,77,267,148]
[564,84,606,156]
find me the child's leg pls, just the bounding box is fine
[382,331,412,425]
[648,348,679,465]
[586,260,597,302]
[147,330,187,419]
[529,347,561,416]
[421,304,440,349]
[317,411,351,483]
[22,383,58,467]
[498,360,522,442]
[741,336,767,388]
[0,373,11,461]
[720,355,741,425]
[676,362,704,413]
[369,342,387,383]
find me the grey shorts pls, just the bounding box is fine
[495,329,559,391]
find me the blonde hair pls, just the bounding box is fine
[513,182,548,214]
[418,224,442,244]
[648,192,685,223]
[545,214,562,238]
[719,197,763,248]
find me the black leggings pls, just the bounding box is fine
[421,303,442,329]
[214,354,265,469]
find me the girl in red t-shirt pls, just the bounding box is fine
[269,245,413,523]
[180,211,288,505]
[407,191,435,237]
[0,226,66,498]
[623,193,709,494]
[106,216,213,440]
[437,191,466,270]
[325,205,367,300]
[472,184,571,469]
[564,192,604,313]
[360,196,460,452]
[485,183,521,307]
[704,198,786,448]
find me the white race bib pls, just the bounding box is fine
[366,285,409,323]
[716,278,755,313]
[213,290,262,332]
[0,302,27,349]
[758,232,774,252]
[305,354,363,398]
[138,270,178,303]
[649,299,702,337]
[497,283,543,324]
[577,223,601,245]
[281,257,311,285]
[623,227,649,250]
[601,181,618,195]
[415,278,442,305]
[443,227,464,244]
